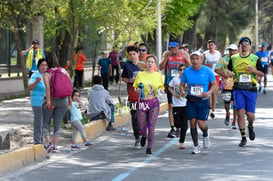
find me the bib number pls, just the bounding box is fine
[239,74,251,83]
[190,85,203,96]
[171,69,179,77]
[261,57,268,63]
[222,92,231,101]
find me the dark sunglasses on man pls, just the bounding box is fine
[139,49,146,52]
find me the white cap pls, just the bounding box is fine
[190,51,202,57]
[101,51,107,54]
[227,44,238,50]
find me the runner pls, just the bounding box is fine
[256,43,269,94]
[227,37,264,147]
[168,64,188,149]
[215,44,238,129]
[159,38,191,138]
[202,40,221,119]
[180,51,217,154]
[121,46,142,148]
[133,55,164,156]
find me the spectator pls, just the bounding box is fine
[109,45,121,84]
[98,51,112,90]
[21,40,45,78]
[87,75,116,131]
[43,52,72,153]
[68,89,93,151]
[73,47,87,90]
[28,58,48,145]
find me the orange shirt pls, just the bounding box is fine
[75,53,87,70]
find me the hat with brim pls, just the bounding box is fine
[190,51,202,57]
[169,41,179,47]
[181,43,189,48]
[32,40,39,45]
[227,44,238,50]
[239,37,251,45]
[261,43,267,47]
[207,40,215,44]
[101,51,107,54]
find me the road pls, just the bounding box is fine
[1,86,273,181]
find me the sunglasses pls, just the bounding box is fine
[241,41,250,45]
[139,49,146,52]
[179,68,185,71]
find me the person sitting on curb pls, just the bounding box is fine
[87,75,116,131]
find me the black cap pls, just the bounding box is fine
[207,40,215,44]
[93,75,102,85]
[32,40,40,45]
[239,37,251,45]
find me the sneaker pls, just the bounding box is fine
[167,129,176,138]
[192,146,200,154]
[224,114,230,126]
[258,86,262,93]
[239,137,247,147]
[44,143,54,153]
[134,138,140,147]
[210,112,215,119]
[263,89,267,94]
[179,143,186,149]
[231,122,237,129]
[71,144,80,151]
[140,136,146,147]
[85,141,93,146]
[203,136,211,149]
[175,128,180,138]
[146,148,152,156]
[52,146,60,153]
[106,124,116,131]
[248,126,255,141]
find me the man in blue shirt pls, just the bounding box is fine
[180,51,217,154]
[256,43,269,94]
[98,51,112,90]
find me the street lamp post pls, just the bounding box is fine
[255,0,259,51]
[156,0,162,67]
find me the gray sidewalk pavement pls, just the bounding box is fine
[0,82,129,152]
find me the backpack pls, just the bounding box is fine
[47,67,73,98]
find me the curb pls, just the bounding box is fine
[0,103,168,174]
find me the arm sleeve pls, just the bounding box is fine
[121,64,128,78]
[227,59,233,71]
[168,78,174,87]
[256,59,264,72]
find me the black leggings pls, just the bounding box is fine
[74,70,84,88]
[173,106,188,143]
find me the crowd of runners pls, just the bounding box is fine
[26,36,273,156]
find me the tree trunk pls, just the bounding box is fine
[10,12,29,96]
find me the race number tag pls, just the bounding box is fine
[171,69,179,77]
[261,57,268,63]
[239,74,251,83]
[190,85,203,96]
[222,92,231,101]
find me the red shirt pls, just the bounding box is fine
[75,53,87,70]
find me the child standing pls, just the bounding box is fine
[69,89,92,151]
[168,64,188,149]
[98,51,112,90]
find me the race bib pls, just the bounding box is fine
[270,55,273,61]
[239,73,251,83]
[171,69,179,77]
[190,85,203,96]
[222,92,231,101]
[261,57,268,63]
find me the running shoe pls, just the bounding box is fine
[203,136,210,149]
[134,138,140,147]
[231,122,237,129]
[85,141,93,146]
[224,114,230,126]
[258,86,262,93]
[239,137,247,147]
[44,143,54,153]
[263,89,267,94]
[71,145,80,151]
[140,136,146,147]
[175,128,180,138]
[210,112,215,119]
[52,146,60,153]
[192,146,200,154]
[179,143,186,149]
[146,148,152,156]
[106,124,116,131]
[248,126,255,141]
[167,129,176,138]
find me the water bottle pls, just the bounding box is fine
[138,83,144,98]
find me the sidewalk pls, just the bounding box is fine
[0,82,129,154]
